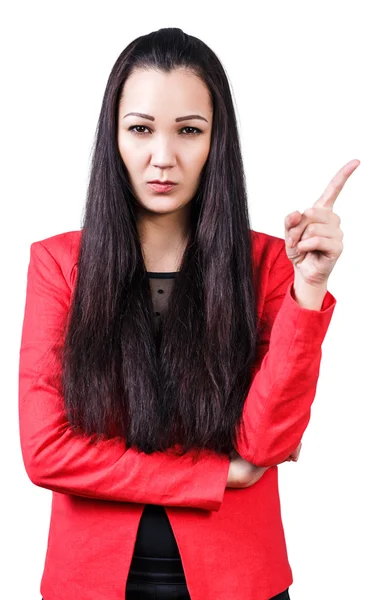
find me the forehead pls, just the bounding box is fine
[119,68,213,116]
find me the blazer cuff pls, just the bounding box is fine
[280,281,337,347]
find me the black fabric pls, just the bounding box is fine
[132,504,181,559]
[125,582,191,599]
[127,555,185,584]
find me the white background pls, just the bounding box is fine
[1,1,380,599]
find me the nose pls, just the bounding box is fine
[151,136,177,169]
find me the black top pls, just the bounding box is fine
[132,271,182,559]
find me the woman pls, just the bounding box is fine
[18,27,358,600]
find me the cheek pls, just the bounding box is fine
[185,143,210,172]
[117,138,128,164]
[198,140,211,168]
[118,142,142,174]
[118,132,139,157]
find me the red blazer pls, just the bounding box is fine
[18,229,336,600]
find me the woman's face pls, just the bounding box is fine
[117,68,213,218]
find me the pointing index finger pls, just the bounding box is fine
[313,159,360,210]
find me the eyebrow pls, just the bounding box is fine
[123,112,208,123]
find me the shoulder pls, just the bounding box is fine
[250,229,293,299]
[30,229,82,291]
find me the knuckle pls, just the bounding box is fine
[304,207,315,219]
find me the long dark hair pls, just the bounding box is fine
[57,27,260,457]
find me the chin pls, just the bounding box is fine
[140,198,185,210]
[138,204,181,216]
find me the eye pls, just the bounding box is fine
[128,125,203,136]
[181,126,202,135]
[128,125,150,135]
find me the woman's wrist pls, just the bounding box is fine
[292,271,328,310]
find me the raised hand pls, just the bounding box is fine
[284,159,360,286]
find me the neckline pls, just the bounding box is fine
[146,271,179,279]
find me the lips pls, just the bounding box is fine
[148,180,177,185]
[147,182,177,193]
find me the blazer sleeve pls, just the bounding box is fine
[235,240,337,467]
[18,241,230,510]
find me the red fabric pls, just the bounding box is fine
[18,229,336,600]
